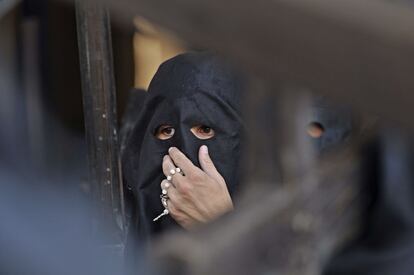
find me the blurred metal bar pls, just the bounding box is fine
[0,5,27,161]
[0,0,20,18]
[22,18,47,171]
[75,1,125,243]
[93,0,414,131]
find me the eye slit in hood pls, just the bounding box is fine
[190,124,215,140]
[154,124,175,140]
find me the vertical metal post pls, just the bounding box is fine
[75,1,125,244]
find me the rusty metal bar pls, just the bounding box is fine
[75,1,125,243]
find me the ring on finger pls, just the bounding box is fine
[167,167,183,181]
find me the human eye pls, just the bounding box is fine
[154,125,175,140]
[190,125,215,140]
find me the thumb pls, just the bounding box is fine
[198,145,223,182]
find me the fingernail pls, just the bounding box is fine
[168,147,175,153]
[200,145,208,155]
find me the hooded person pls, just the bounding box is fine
[121,52,244,244]
[121,52,414,275]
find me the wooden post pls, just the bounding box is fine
[75,1,125,245]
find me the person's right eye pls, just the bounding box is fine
[154,125,175,140]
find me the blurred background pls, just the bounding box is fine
[2,0,414,274]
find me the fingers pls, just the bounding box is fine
[162,155,184,187]
[166,185,180,204]
[159,180,181,218]
[168,147,201,175]
[198,145,224,183]
[167,199,192,230]
[164,193,183,222]
[162,155,175,176]
[166,187,185,218]
[167,187,198,229]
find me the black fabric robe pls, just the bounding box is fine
[121,52,244,243]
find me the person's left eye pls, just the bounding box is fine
[190,125,215,140]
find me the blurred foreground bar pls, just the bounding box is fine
[0,0,20,18]
[94,0,414,131]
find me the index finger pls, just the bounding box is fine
[168,147,201,175]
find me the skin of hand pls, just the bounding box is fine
[161,145,234,230]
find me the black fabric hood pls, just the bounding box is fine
[121,52,244,241]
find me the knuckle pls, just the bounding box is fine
[193,171,207,183]
[216,175,225,184]
[169,148,178,158]
[178,182,192,196]
[168,189,177,200]
[176,155,184,165]
[203,155,213,165]
[169,191,183,206]
[189,170,202,181]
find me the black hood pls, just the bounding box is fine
[121,52,244,241]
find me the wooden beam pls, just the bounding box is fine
[75,1,125,243]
